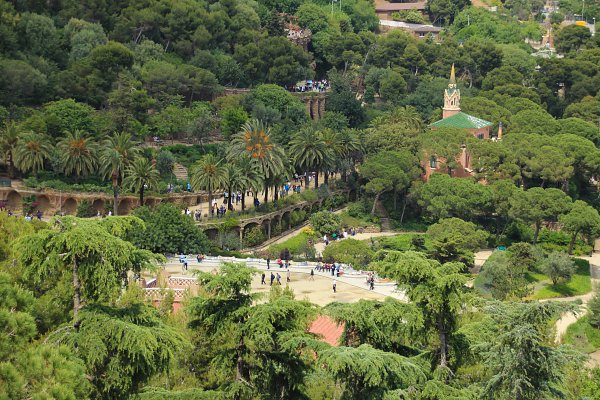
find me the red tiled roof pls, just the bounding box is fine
[376,1,426,11]
[309,315,344,346]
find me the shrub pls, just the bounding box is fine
[540,252,576,285]
[310,211,342,235]
[322,238,373,267]
[290,210,307,226]
[156,150,175,178]
[132,203,210,254]
[299,189,318,202]
[589,291,600,328]
[244,225,266,247]
[76,199,95,218]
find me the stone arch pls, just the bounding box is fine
[203,228,219,242]
[196,195,204,205]
[281,210,292,230]
[118,198,133,215]
[35,195,50,212]
[6,190,21,209]
[144,198,158,207]
[62,198,77,215]
[243,221,260,233]
[92,199,105,214]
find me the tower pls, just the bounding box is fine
[443,64,461,119]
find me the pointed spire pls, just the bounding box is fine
[449,63,456,85]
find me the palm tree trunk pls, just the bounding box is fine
[241,192,246,211]
[324,171,329,186]
[315,171,319,189]
[139,185,145,207]
[7,153,15,179]
[227,185,233,210]
[113,185,119,216]
[264,185,268,204]
[208,189,213,216]
[274,186,279,201]
[305,173,309,187]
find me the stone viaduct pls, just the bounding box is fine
[198,198,326,249]
[0,186,209,216]
[222,88,327,120]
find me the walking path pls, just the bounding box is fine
[158,256,406,306]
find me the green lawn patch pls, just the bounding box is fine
[563,316,600,353]
[339,211,379,229]
[528,259,591,300]
[267,230,319,260]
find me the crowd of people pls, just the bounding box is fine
[286,79,329,93]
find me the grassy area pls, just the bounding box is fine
[339,211,379,229]
[267,229,319,260]
[527,259,592,300]
[371,233,432,252]
[563,316,600,353]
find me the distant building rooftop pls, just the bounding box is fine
[430,112,493,129]
[309,315,344,346]
[375,1,427,11]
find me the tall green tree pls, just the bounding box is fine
[100,132,139,216]
[47,304,188,400]
[228,119,287,203]
[426,218,488,267]
[509,187,572,243]
[373,251,467,369]
[289,126,331,188]
[14,216,160,325]
[123,157,160,206]
[13,131,53,176]
[559,200,600,255]
[478,301,582,400]
[191,153,225,213]
[0,122,19,178]
[361,150,421,215]
[57,129,98,179]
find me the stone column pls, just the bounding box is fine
[267,221,271,239]
[239,227,244,249]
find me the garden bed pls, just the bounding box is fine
[526,259,592,300]
[563,316,600,353]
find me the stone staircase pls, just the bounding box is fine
[374,199,392,232]
[173,163,188,181]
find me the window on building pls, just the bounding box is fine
[430,156,437,169]
[477,133,484,139]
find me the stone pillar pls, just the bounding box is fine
[318,97,326,119]
[305,99,312,119]
[267,221,271,239]
[311,98,319,120]
[239,227,244,249]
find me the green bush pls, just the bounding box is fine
[309,211,342,235]
[290,210,307,226]
[322,239,373,267]
[76,200,95,218]
[244,225,266,247]
[268,230,318,260]
[299,189,318,202]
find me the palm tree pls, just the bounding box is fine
[123,157,160,206]
[288,126,331,189]
[231,155,262,210]
[100,132,140,216]
[228,119,286,203]
[190,153,224,215]
[13,131,54,176]
[57,129,98,180]
[0,122,19,178]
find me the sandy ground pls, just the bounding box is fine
[160,263,390,307]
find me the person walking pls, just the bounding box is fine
[261,272,266,285]
[182,256,188,273]
[286,269,291,283]
[270,272,275,286]
[266,256,271,269]
[310,269,314,280]
[332,279,337,293]
[276,273,281,285]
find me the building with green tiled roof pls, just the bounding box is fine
[430,112,492,130]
